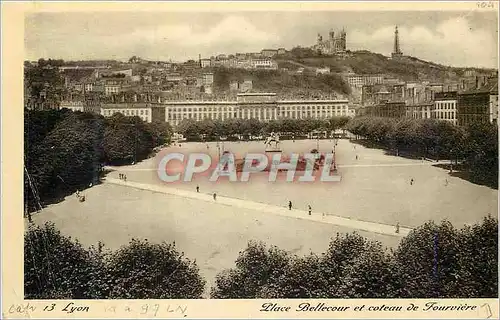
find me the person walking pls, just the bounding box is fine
[308,205,312,215]
[395,222,400,234]
[213,193,217,201]
[288,201,292,210]
[196,185,200,193]
[356,155,358,160]
[410,178,414,185]
[124,175,127,182]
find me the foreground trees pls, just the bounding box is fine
[24,109,172,211]
[25,217,497,299]
[211,217,498,299]
[25,223,205,299]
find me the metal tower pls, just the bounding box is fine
[392,26,403,58]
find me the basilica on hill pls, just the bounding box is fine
[313,28,347,55]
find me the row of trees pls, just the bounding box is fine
[25,223,205,299]
[26,216,497,299]
[24,109,172,211]
[346,117,498,187]
[176,117,350,141]
[212,216,498,299]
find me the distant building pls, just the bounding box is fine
[313,28,347,55]
[261,49,278,58]
[277,48,286,55]
[457,80,498,126]
[434,91,458,125]
[162,93,351,126]
[202,73,214,87]
[60,100,84,112]
[229,80,239,92]
[100,103,156,122]
[347,74,384,88]
[316,67,331,75]
[239,79,253,92]
[365,101,406,118]
[200,59,211,68]
[250,59,278,70]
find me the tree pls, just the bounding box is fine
[107,239,205,299]
[24,223,108,299]
[392,220,461,298]
[145,121,173,147]
[102,113,155,164]
[338,240,396,298]
[455,215,498,297]
[26,112,105,207]
[463,122,498,186]
[211,241,291,298]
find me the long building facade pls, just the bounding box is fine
[162,93,352,126]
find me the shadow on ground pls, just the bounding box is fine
[433,164,498,190]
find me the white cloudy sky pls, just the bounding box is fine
[25,11,498,68]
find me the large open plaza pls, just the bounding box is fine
[30,138,497,294]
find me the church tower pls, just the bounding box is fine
[391,26,403,58]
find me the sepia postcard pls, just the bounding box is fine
[1,1,499,319]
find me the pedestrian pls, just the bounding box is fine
[288,201,292,210]
[124,175,127,182]
[119,173,122,179]
[410,178,414,185]
[196,185,200,193]
[395,222,400,234]
[356,155,358,160]
[308,205,312,215]
[445,179,448,186]
[213,193,217,201]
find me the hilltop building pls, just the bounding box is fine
[313,28,347,55]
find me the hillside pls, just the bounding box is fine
[212,67,351,97]
[211,49,495,98]
[276,49,495,83]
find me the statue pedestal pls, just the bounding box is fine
[265,146,282,153]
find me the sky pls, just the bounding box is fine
[25,11,498,68]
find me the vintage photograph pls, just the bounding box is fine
[22,6,498,303]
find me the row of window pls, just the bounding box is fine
[435,102,456,110]
[437,111,456,120]
[103,109,149,116]
[167,105,348,112]
[169,111,348,121]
